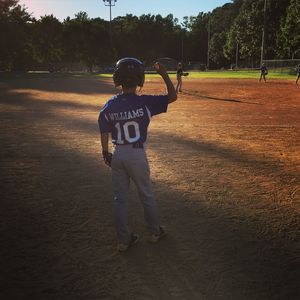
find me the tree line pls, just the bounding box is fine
[0,0,299,71]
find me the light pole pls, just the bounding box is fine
[103,0,117,46]
[260,0,267,66]
[235,42,239,69]
[207,15,211,70]
[181,30,184,62]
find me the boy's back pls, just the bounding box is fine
[100,93,168,145]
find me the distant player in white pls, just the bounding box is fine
[98,58,177,251]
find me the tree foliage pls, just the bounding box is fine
[32,15,63,64]
[276,0,300,59]
[0,0,32,70]
[0,0,298,71]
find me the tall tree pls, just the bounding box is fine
[208,1,243,67]
[0,0,32,70]
[224,0,266,67]
[277,0,300,59]
[32,15,63,65]
[186,12,210,62]
[264,0,290,59]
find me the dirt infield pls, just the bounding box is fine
[1,75,299,300]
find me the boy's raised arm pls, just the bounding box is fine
[154,62,177,104]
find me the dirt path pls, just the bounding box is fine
[1,75,299,299]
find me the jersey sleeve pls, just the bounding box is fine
[98,111,112,133]
[142,95,169,117]
[98,100,113,133]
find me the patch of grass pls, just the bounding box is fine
[182,70,295,79]
[97,70,295,80]
[0,70,296,80]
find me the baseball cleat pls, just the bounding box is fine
[151,226,167,243]
[117,233,139,252]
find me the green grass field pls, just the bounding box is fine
[182,70,295,79]
[0,69,296,80]
[98,69,296,79]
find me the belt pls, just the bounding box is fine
[115,142,144,149]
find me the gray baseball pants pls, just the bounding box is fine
[111,144,160,244]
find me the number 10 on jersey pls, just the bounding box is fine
[115,121,141,144]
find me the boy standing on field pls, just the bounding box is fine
[176,62,183,93]
[259,63,268,82]
[98,58,177,252]
[296,64,300,85]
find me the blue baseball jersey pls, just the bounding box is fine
[98,93,168,145]
[260,65,267,73]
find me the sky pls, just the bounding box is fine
[19,0,230,22]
